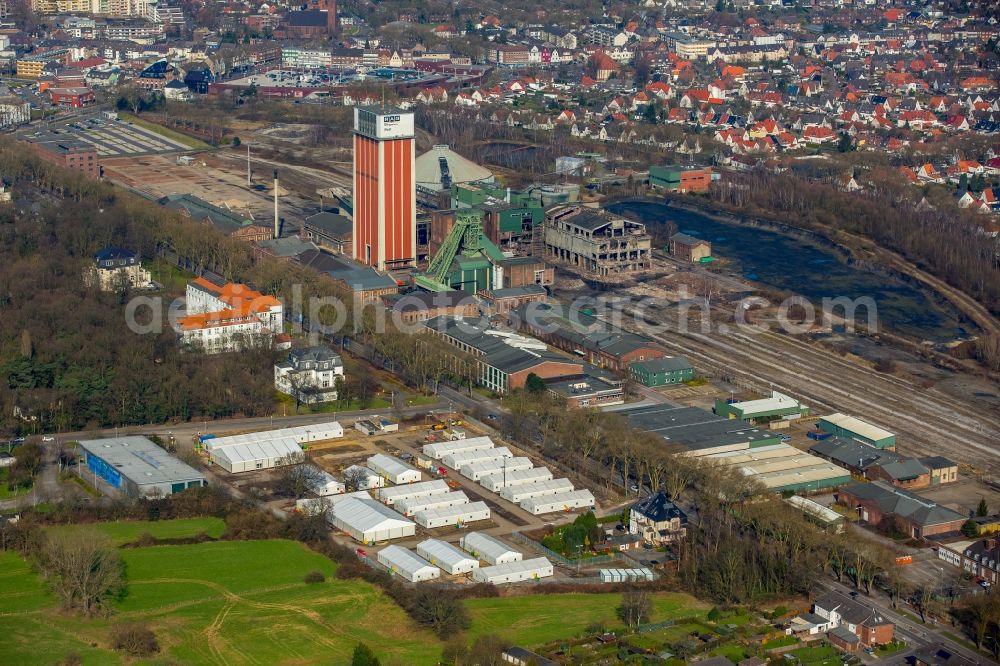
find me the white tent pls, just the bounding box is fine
[414,501,490,529]
[210,438,303,473]
[521,489,595,516]
[460,532,521,565]
[500,478,574,503]
[204,421,343,451]
[329,497,415,543]
[342,465,385,489]
[422,436,495,460]
[376,479,449,506]
[472,557,553,584]
[461,457,533,482]
[305,466,345,496]
[376,545,440,582]
[442,447,513,470]
[326,490,373,506]
[295,497,332,516]
[480,467,553,492]
[416,539,480,575]
[367,454,422,485]
[395,491,469,517]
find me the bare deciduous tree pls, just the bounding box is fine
[617,586,653,629]
[37,529,125,616]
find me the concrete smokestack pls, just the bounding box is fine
[273,168,279,239]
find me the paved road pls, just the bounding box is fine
[814,577,990,665]
[44,402,446,444]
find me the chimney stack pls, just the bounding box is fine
[273,169,279,239]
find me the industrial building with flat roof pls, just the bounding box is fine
[620,404,782,455]
[817,413,896,450]
[78,436,206,498]
[706,443,851,494]
[715,391,810,424]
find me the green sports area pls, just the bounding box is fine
[0,519,708,665]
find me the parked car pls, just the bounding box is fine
[41,436,55,442]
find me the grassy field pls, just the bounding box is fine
[791,644,845,665]
[48,517,226,546]
[2,519,712,665]
[0,468,32,500]
[466,591,709,647]
[147,257,195,294]
[0,536,442,666]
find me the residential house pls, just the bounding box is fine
[629,491,688,545]
[808,591,894,649]
[274,346,344,404]
[85,246,151,291]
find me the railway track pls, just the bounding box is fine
[622,304,1000,473]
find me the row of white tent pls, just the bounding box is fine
[206,421,344,473]
[373,478,492,528]
[436,438,597,517]
[375,534,554,584]
[205,421,345,452]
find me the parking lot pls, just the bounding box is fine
[32,115,191,157]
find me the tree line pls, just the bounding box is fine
[707,169,1000,316]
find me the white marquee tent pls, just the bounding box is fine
[329,497,415,543]
[367,454,422,485]
[461,457,533,482]
[520,489,595,516]
[305,466,345,496]
[376,545,440,582]
[414,501,490,529]
[460,532,522,565]
[210,438,303,473]
[422,436,495,460]
[479,467,553,492]
[416,539,480,575]
[395,491,469,517]
[472,557,553,584]
[442,447,512,470]
[499,478,574,503]
[204,421,343,451]
[376,479,449,506]
[342,465,385,489]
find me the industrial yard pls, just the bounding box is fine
[554,274,1000,477]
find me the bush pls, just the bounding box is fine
[304,570,326,584]
[133,532,157,547]
[110,623,159,657]
[707,607,721,622]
